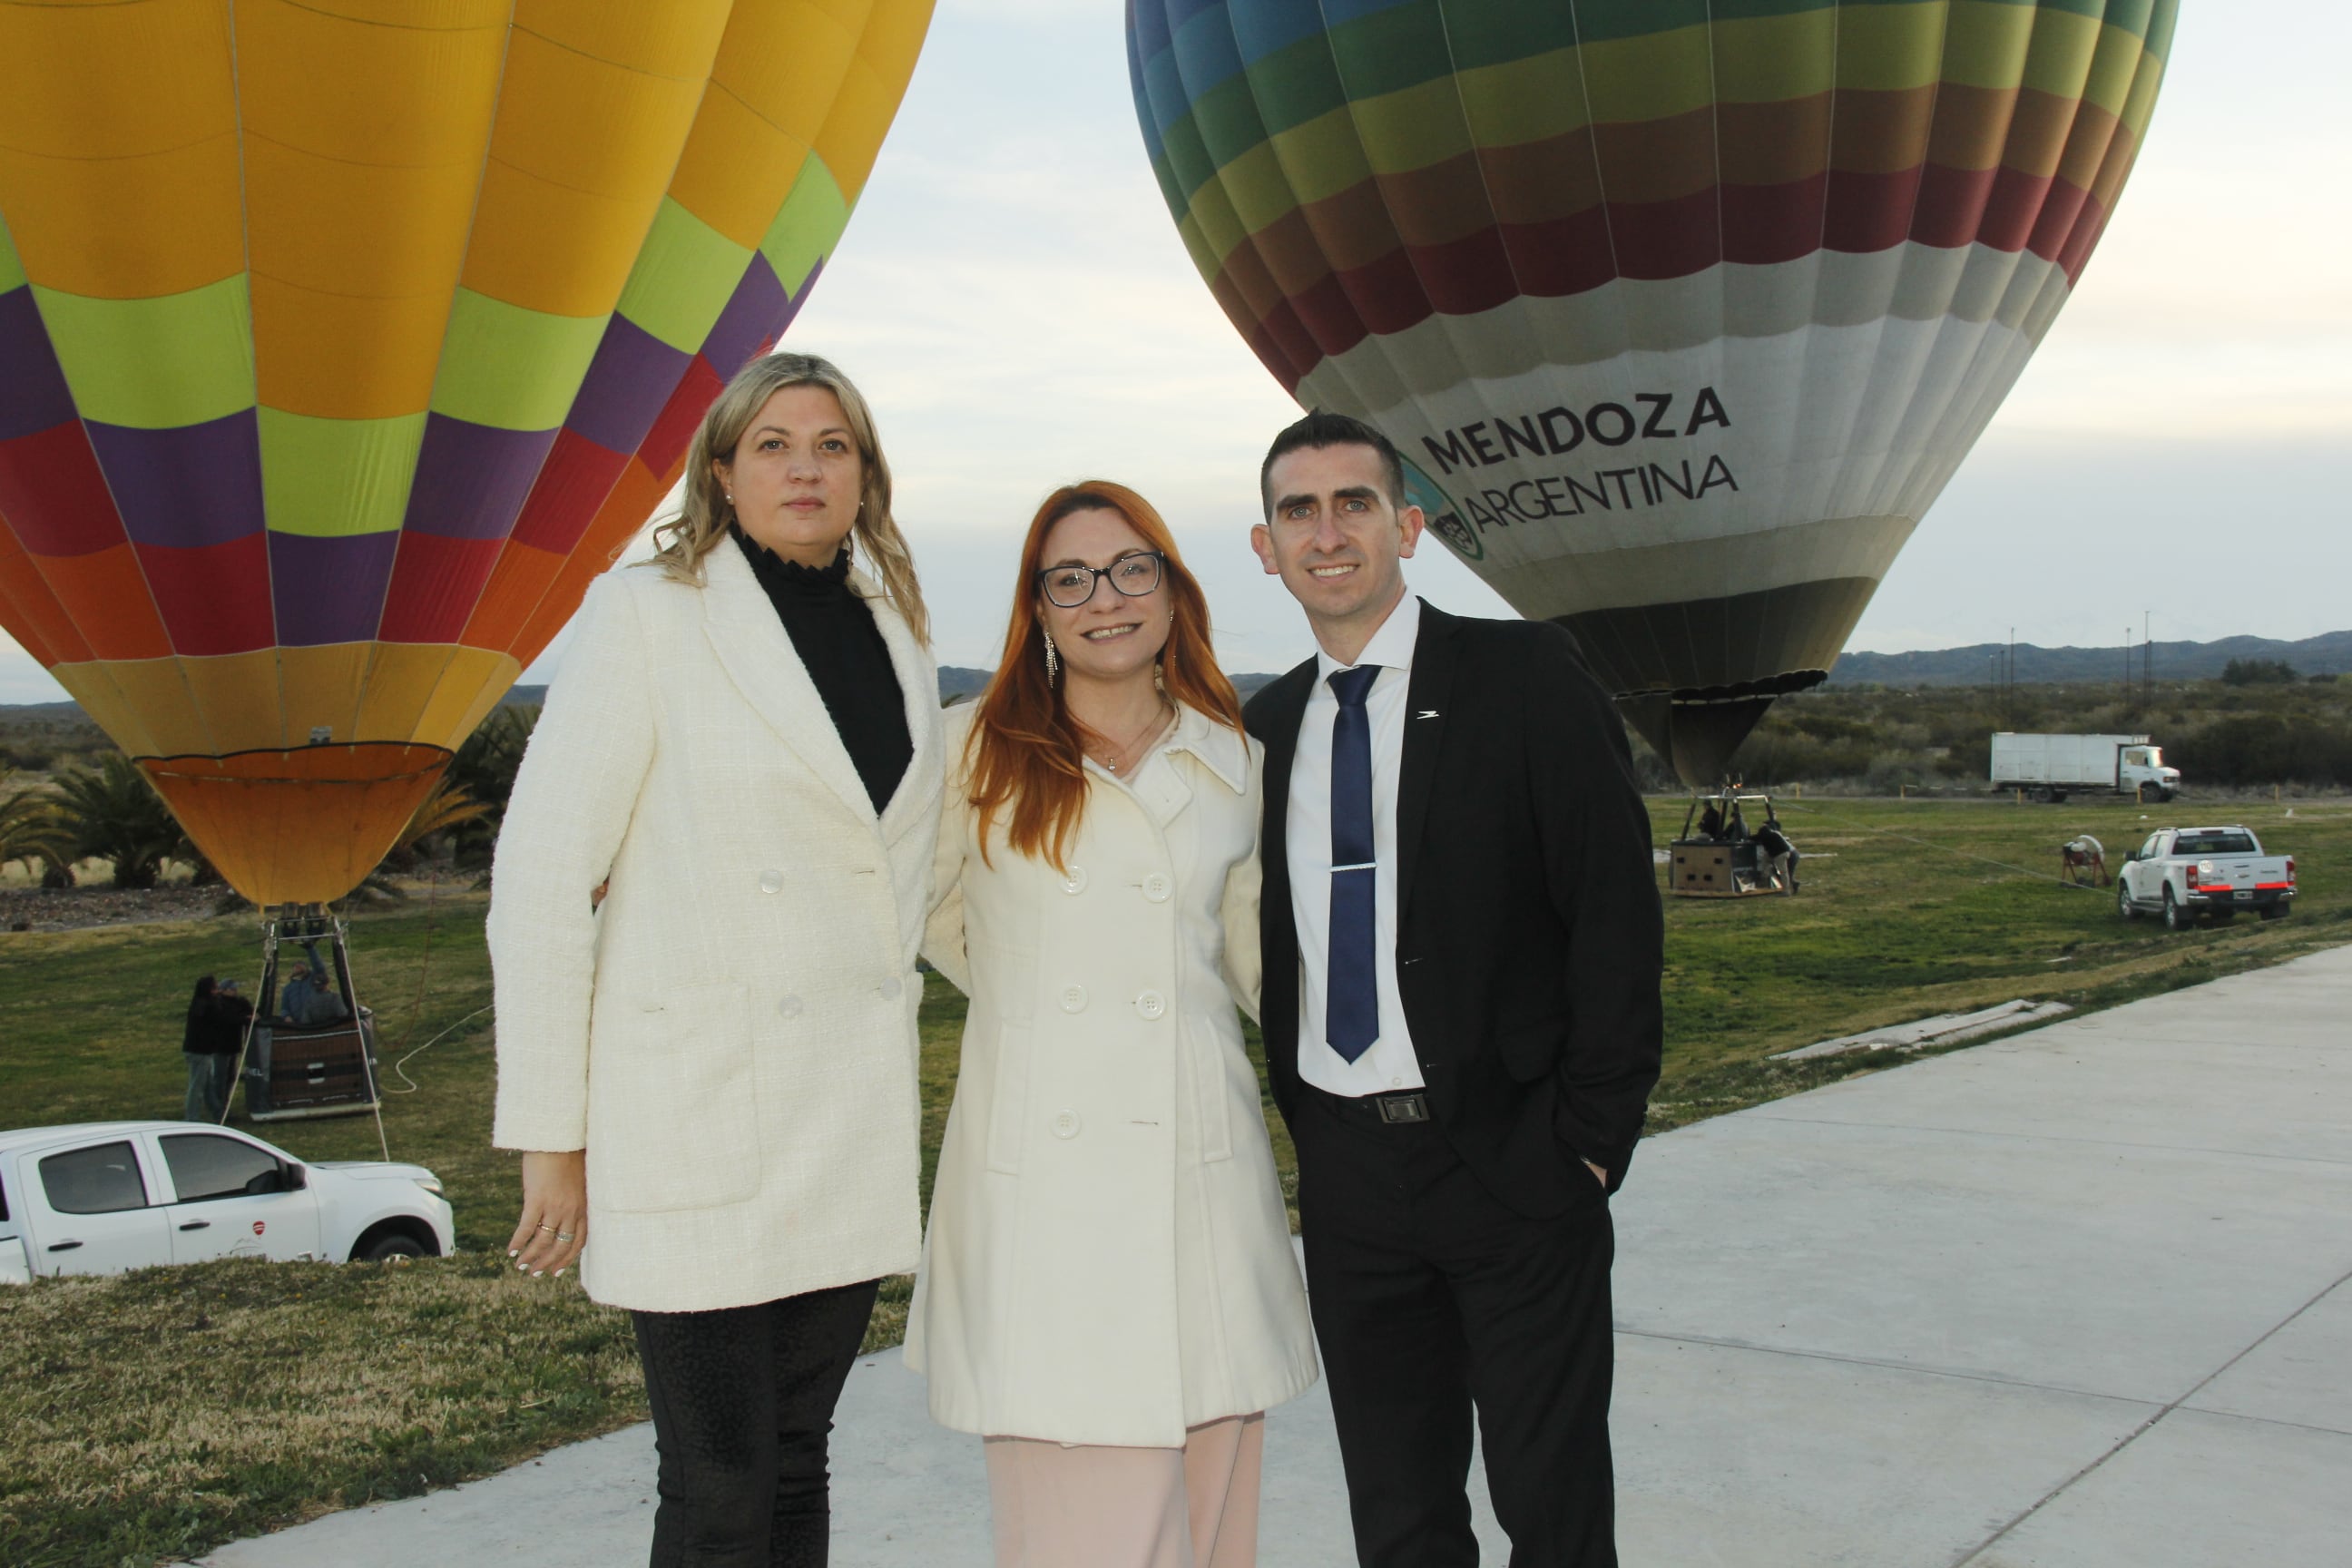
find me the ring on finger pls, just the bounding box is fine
[555,1231,575,1242]
[535,1223,557,1233]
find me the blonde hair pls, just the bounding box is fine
[648,351,929,643]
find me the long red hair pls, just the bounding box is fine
[966,482,1243,870]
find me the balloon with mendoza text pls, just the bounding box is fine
[1127,0,2174,781]
[0,0,935,903]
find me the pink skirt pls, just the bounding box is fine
[982,1413,1265,1568]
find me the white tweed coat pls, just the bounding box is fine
[906,701,1318,1446]
[487,541,944,1313]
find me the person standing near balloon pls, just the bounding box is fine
[910,482,1316,1568]
[181,975,230,1122]
[488,352,944,1567]
[1242,412,1662,1568]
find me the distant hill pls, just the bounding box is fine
[499,665,1281,710]
[24,630,2331,736]
[1828,630,2352,688]
[9,630,2342,738]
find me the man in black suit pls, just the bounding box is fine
[1244,412,1664,1567]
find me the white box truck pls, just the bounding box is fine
[1990,733,2180,803]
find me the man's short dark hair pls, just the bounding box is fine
[1259,410,1407,518]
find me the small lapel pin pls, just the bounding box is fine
[1416,710,1440,720]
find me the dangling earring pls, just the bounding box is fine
[1152,657,1166,697]
[1042,629,1059,685]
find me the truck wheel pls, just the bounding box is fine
[356,1230,431,1263]
[2117,881,2138,920]
[2259,905,2290,921]
[2137,784,2151,804]
[2162,889,2192,932]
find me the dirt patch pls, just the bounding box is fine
[0,885,232,935]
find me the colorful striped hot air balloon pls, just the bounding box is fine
[1129,0,2174,780]
[0,0,934,903]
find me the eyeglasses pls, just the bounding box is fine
[1035,551,1166,608]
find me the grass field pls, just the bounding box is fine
[2,796,2346,1563]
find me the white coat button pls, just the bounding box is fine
[1051,1109,1081,1139]
[1060,985,1088,1014]
[779,995,803,1019]
[1135,990,1167,1020]
[1142,873,1172,903]
[1060,865,1088,895]
[880,977,904,1001]
[758,870,784,894]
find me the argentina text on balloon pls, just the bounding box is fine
[1454,456,1740,536]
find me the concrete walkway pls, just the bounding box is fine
[198,946,2352,1566]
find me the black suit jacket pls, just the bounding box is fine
[1245,602,1664,1215]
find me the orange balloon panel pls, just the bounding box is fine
[142,745,449,906]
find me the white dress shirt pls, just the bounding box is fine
[1286,592,1426,1096]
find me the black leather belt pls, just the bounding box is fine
[1308,1083,1433,1125]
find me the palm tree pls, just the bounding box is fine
[0,770,67,883]
[50,754,191,889]
[444,704,538,867]
[354,776,494,900]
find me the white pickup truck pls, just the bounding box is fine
[2116,826,2297,931]
[0,1121,455,1283]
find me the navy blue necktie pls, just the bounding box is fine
[1326,664,1380,1061]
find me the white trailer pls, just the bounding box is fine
[1990,733,2180,803]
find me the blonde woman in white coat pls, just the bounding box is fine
[912,482,1317,1568]
[489,353,944,1568]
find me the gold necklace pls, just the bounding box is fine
[1086,701,1172,775]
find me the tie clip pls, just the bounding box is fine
[1330,862,1376,873]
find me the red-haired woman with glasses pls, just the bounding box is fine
[911,483,1316,1566]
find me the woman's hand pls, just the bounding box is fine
[510,1150,588,1278]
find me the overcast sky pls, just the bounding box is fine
[3,0,2344,702]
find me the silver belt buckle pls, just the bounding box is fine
[1377,1092,1430,1124]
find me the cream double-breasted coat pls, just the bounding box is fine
[907,701,1318,1446]
[488,543,945,1313]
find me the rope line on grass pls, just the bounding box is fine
[377,867,443,1095]
[1775,802,2100,890]
[385,1004,494,1095]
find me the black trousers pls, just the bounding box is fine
[1294,1086,1618,1568]
[631,1278,879,1568]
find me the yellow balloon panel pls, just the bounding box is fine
[0,0,236,162]
[459,27,717,314]
[236,0,507,167]
[671,89,816,249]
[250,279,456,420]
[718,1,865,152]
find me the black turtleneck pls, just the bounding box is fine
[731,528,911,814]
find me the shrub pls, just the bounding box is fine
[0,770,66,878]
[49,754,198,888]
[443,704,539,866]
